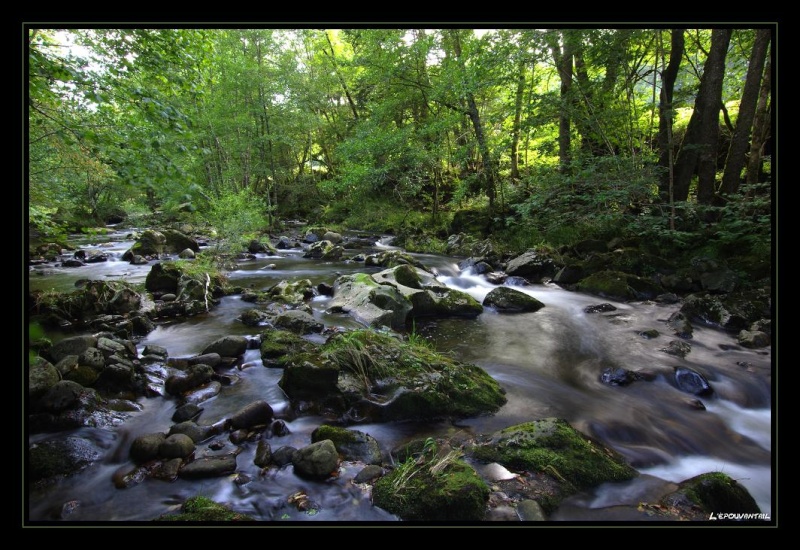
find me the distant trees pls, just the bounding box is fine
[27,25,773,258]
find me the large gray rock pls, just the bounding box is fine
[303,240,344,260]
[293,439,340,479]
[168,421,214,443]
[48,335,98,364]
[504,249,558,280]
[178,455,237,479]
[183,381,222,405]
[674,367,713,396]
[161,229,200,253]
[254,441,272,468]
[29,436,102,483]
[201,336,249,358]
[145,262,182,293]
[311,425,382,465]
[274,310,324,334]
[483,287,545,313]
[130,229,166,257]
[39,380,84,412]
[165,364,215,396]
[97,337,135,360]
[29,357,60,400]
[130,433,167,463]
[78,347,106,370]
[108,287,141,314]
[228,400,274,430]
[159,433,195,459]
[328,274,412,330]
[737,330,770,349]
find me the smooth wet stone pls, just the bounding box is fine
[178,455,237,479]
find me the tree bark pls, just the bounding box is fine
[746,55,771,186]
[448,29,496,214]
[324,32,359,121]
[720,29,771,195]
[672,28,732,204]
[657,29,684,204]
[548,30,574,173]
[510,56,527,180]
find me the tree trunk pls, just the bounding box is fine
[510,56,526,180]
[720,29,771,195]
[746,55,771,186]
[448,29,496,214]
[324,31,359,121]
[547,30,574,173]
[657,29,684,204]
[672,29,732,204]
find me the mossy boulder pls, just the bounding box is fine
[483,287,545,313]
[293,439,340,479]
[330,268,483,330]
[576,270,662,302]
[274,310,324,334]
[267,279,315,306]
[303,240,343,260]
[145,262,183,294]
[504,249,559,281]
[660,472,760,517]
[329,330,506,421]
[162,229,200,254]
[364,250,426,269]
[328,273,412,329]
[278,353,341,398]
[280,329,507,423]
[154,496,255,522]
[29,357,61,401]
[373,456,489,521]
[260,329,318,367]
[471,418,637,494]
[680,289,771,333]
[29,436,102,484]
[129,229,166,257]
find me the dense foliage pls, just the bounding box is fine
[27,26,773,269]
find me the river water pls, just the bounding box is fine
[26,228,774,523]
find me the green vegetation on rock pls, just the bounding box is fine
[154,496,255,522]
[661,472,761,515]
[472,418,638,493]
[322,329,507,421]
[373,438,489,521]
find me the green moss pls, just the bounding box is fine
[373,457,489,521]
[322,329,506,420]
[312,424,358,445]
[472,419,637,492]
[676,472,760,514]
[576,270,636,301]
[432,289,484,317]
[154,496,255,522]
[260,329,316,367]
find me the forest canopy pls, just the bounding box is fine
[26,26,774,269]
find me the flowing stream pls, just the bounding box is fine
[26,228,773,523]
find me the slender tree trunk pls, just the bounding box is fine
[657,29,684,204]
[746,55,771,186]
[510,56,527,180]
[672,28,732,204]
[720,29,771,195]
[448,29,496,215]
[547,30,574,173]
[324,31,359,121]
